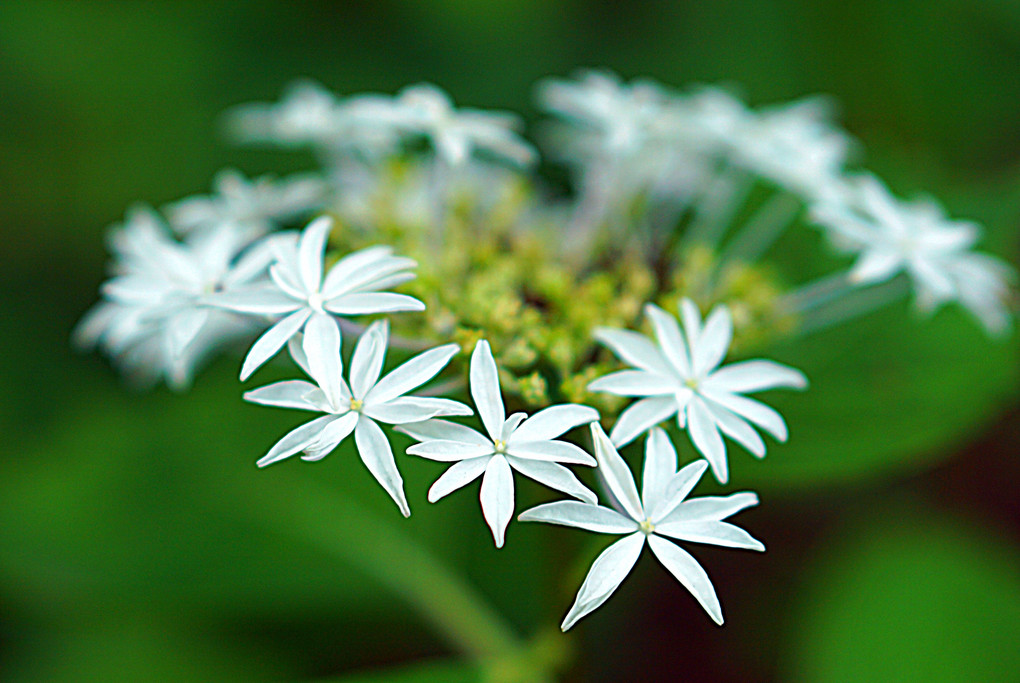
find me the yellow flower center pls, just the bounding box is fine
[349,399,363,412]
[493,439,507,454]
[639,519,656,535]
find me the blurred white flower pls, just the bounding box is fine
[245,319,468,517]
[589,299,806,483]
[519,424,763,630]
[209,216,424,380]
[399,340,599,547]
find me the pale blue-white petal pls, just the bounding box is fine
[518,501,638,533]
[646,534,723,625]
[301,411,359,461]
[658,492,759,524]
[591,423,643,521]
[679,298,703,350]
[654,520,765,552]
[350,320,388,398]
[209,287,302,315]
[509,404,600,443]
[320,245,395,299]
[687,397,728,484]
[240,308,311,380]
[849,248,902,285]
[363,396,472,424]
[256,414,339,467]
[326,255,417,298]
[592,327,674,377]
[645,303,692,376]
[649,460,709,523]
[505,458,598,504]
[366,343,460,404]
[354,417,410,517]
[561,532,645,631]
[641,427,677,514]
[506,440,596,466]
[303,313,343,409]
[297,216,332,292]
[395,419,489,447]
[699,390,788,442]
[703,399,766,458]
[588,370,677,397]
[609,395,678,448]
[427,457,489,502]
[407,440,494,461]
[691,305,732,377]
[479,454,514,548]
[469,340,505,442]
[325,292,425,315]
[500,412,527,442]
[244,379,325,411]
[701,360,807,394]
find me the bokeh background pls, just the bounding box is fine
[1,1,1019,681]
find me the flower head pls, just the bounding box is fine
[520,424,763,630]
[399,340,600,547]
[245,319,469,517]
[589,299,807,483]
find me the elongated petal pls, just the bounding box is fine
[609,395,678,448]
[592,327,674,377]
[642,427,677,514]
[702,360,807,394]
[302,411,359,461]
[396,419,489,447]
[647,535,723,625]
[507,439,596,466]
[209,288,302,315]
[654,520,765,551]
[241,308,311,380]
[588,370,677,397]
[650,460,709,523]
[509,404,600,443]
[286,332,311,377]
[244,380,324,411]
[561,533,645,631]
[257,414,338,467]
[469,340,505,441]
[364,396,472,424]
[679,298,703,350]
[692,305,732,377]
[849,248,902,284]
[355,418,410,517]
[518,501,637,532]
[321,245,394,299]
[700,390,788,441]
[325,292,425,315]
[298,216,331,292]
[591,423,643,521]
[506,458,597,504]
[660,492,760,524]
[407,440,494,461]
[428,457,489,502]
[303,313,343,408]
[501,412,527,442]
[328,256,417,298]
[269,263,307,299]
[645,303,691,376]
[704,400,766,458]
[687,398,728,484]
[367,343,460,404]
[480,455,514,548]
[350,320,388,398]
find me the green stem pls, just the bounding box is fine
[683,165,753,249]
[722,190,802,263]
[794,275,910,336]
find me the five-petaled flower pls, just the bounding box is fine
[520,424,764,630]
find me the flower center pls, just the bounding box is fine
[639,518,656,535]
[307,292,326,313]
[349,398,363,412]
[493,439,507,454]
[684,377,700,391]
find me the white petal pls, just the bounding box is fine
[660,492,760,524]
[592,327,674,377]
[849,248,902,284]
[501,412,528,442]
[700,390,788,442]
[354,418,410,517]
[654,521,764,552]
[366,343,460,404]
[561,533,645,631]
[303,313,344,408]
[395,419,490,447]
[587,370,677,397]
[427,457,489,502]
[326,255,417,298]
[507,440,596,466]
[325,292,425,315]
[509,404,600,443]
[350,320,388,398]
[609,395,678,448]
[364,397,472,424]
[703,400,766,458]
[469,340,505,441]
[168,308,209,359]
[241,308,311,381]
[320,245,395,299]
[647,535,723,625]
[257,414,339,467]
[244,380,325,411]
[679,298,703,350]
[645,303,692,376]
[590,423,643,521]
[286,333,312,377]
[649,459,709,523]
[506,458,598,504]
[209,288,302,315]
[407,440,495,461]
[702,360,807,394]
[692,305,732,377]
[298,216,331,292]
[518,501,638,533]
[641,427,677,514]
[479,455,514,548]
[269,263,307,299]
[301,411,359,461]
[687,398,729,484]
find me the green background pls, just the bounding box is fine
[1,1,1018,681]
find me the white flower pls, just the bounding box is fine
[164,168,325,237]
[352,83,537,168]
[74,206,275,389]
[398,340,600,547]
[209,216,424,380]
[519,424,764,630]
[589,299,807,483]
[245,319,469,517]
[811,174,1016,332]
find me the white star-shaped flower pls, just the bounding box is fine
[209,216,424,380]
[398,340,600,547]
[520,424,764,630]
[589,299,807,483]
[245,319,469,517]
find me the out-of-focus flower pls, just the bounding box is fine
[520,425,763,630]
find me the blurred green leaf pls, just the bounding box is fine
[320,658,479,683]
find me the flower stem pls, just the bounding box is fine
[794,275,910,336]
[778,271,855,314]
[722,190,801,263]
[683,165,753,249]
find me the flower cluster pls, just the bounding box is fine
[78,69,1015,632]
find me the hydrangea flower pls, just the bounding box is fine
[245,319,469,517]
[399,340,599,547]
[589,299,806,483]
[74,206,276,389]
[209,216,424,380]
[520,425,764,630]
